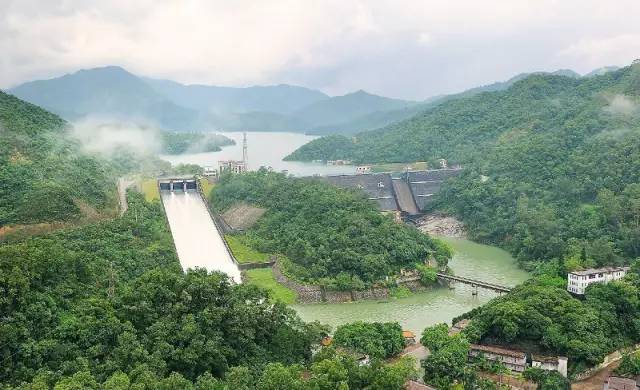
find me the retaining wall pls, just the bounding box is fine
[273,260,430,304]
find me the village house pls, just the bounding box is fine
[532,355,568,377]
[567,267,630,295]
[218,160,247,174]
[449,319,471,335]
[469,344,527,373]
[606,376,639,390]
[402,330,417,346]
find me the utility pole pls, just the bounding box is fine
[242,132,248,169]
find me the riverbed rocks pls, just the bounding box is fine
[416,213,466,238]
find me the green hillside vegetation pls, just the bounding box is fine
[0,91,114,226]
[0,193,325,387]
[211,171,450,289]
[161,132,234,154]
[288,63,640,268]
[453,264,640,375]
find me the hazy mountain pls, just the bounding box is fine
[292,90,417,129]
[583,66,620,77]
[144,78,328,114]
[9,66,200,131]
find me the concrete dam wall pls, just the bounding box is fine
[324,169,462,214]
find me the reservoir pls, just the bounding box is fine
[292,237,529,335]
[161,131,356,177]
[161,190,242,283]
[160,131,529,334]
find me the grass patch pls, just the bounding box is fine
[200,179,215,198]
[225,234,272,264]
[245,268,297,304]
[389,286,412,299]
[141,179,160,202]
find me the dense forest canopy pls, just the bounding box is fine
[0,91,114,226]
[211,171,450,288]
[288,63,640,268]
[0,193,331,388]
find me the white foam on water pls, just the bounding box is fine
[161,191,241,283]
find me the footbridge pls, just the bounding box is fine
[437,273,511,294]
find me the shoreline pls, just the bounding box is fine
[415,213,466,238]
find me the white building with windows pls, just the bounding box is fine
[567,267,630,295]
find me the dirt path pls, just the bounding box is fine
[117,178,136,216]
[571,360,620,390]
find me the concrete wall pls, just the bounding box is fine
[273,260,429,304]
[326,173,399,211]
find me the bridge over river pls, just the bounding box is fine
[159,177,241,283]
[437,273,511,294]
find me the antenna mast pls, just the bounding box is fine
[242,132,248,168]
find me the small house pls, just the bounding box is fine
[567,267,629,295]
[469,344,527,373]
[606,376,639,390]
[532,355,568,377]
[402,330,417,345]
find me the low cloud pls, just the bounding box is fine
[70,118,163,156]
[604,95,639,117]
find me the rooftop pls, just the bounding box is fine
[608,376,637,390]
[470,344,526,359]
[402,330,416,339]
[532,355,567,364]
[569,266,630,276]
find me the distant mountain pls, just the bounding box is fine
[9,66,199,131]
[144,78,328,114]
[9,65,615,135]
[292,90,417,130]
[583,66,620,78]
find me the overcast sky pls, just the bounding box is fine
[1,0,639,100]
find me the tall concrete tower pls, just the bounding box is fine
[242,132,248,168]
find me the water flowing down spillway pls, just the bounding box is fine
[161,191,241,283]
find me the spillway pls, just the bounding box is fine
[161,191,241,283]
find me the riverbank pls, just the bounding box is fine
[416,213,466,238]
[292,237,529,335]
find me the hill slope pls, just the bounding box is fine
[293,90,417,129]
[0,91,114,226]
[9,66,199,131]
[145,78,328,114]
[288,63,640,267]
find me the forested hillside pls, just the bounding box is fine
[289,63,640,268]
[452,265,640,375]
[0,193,333,388]
[0,91,113,226]
[212,171,450,289]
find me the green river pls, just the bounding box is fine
[292,237,530,335]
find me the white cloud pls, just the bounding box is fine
[604,95,639,117]
[1,0,640,99]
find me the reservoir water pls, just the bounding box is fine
[161,131,356,177]
[161,191,242,283]
[292,237,529,335]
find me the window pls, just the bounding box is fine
[589,274,596,279]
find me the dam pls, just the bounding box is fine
[159,178,241,283]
